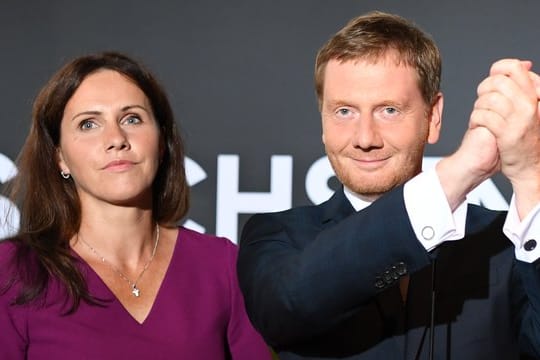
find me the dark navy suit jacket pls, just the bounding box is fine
[237,185,540,359]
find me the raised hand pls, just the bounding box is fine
[436,120,500,211]
[470,59,540,219]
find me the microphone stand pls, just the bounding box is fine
[428,259,436,360]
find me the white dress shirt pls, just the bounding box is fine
[343,169,540,263]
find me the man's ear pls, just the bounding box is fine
[427,93,443,144]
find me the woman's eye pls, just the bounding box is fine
[79,119,97,130]
[124,115,141,125]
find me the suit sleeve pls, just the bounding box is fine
[237,186,432,347]
[499,198,540,355]
[512,260,540,357]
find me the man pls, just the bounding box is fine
[237,11,540,359]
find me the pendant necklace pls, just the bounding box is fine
[78,225,160,297]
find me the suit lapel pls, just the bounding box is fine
[319,186,356,226]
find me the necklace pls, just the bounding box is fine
[78,225,160,298]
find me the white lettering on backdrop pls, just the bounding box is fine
[0,153,508,243]
[0,153,20,239]
[213,156,509,243]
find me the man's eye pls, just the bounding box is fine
[384,107,398,115]
[337,108,351,116]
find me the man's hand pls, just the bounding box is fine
[436,122,500,211]
[470,59,540,219]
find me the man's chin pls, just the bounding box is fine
[344,184,388,200]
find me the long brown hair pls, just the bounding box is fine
[3,52,189,312]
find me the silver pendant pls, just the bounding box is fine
[132,286,140,297]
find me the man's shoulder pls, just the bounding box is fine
[251,188,347,223]
[248,202,325,226]
[242,198,339,241]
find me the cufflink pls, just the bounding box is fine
[421,226,435,240]
[524,239,537,251]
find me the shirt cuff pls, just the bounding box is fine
[404,170,467,251]
[503,195,540,263]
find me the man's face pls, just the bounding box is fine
[321,54,442,201]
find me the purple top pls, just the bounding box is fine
[0,227,272,359]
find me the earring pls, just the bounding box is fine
[60,171,71,179]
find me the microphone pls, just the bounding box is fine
[428,259,436,360]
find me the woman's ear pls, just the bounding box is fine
[57,148,70,174]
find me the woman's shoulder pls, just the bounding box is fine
[0,239,22,296]
[0,237,39,287]
[176,226,238,264]
[0,239,18,267]
[178,226,236,250]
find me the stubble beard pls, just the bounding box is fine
[329,155,422,201]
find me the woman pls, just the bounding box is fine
[0,52,272,359]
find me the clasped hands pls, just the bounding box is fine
[436,59,540,217]
[468,59,540,219]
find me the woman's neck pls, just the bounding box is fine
[73,200,157,267]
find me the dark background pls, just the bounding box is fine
[1,0,539,242]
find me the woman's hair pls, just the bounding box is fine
[3,51,189,312]
[315,11,441,109]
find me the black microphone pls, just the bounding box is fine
[428,259,436,360]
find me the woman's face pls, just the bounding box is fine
[57,69,161,208]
